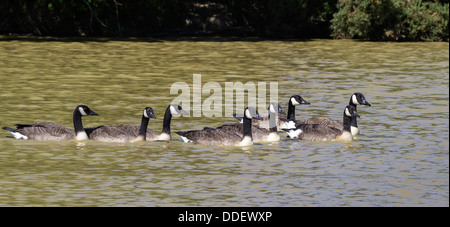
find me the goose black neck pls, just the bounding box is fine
[162,106,172,134]
[287,101,296,121]
[139,115,150,140]
[242,116,253,138]
[342,113,352,132]
[350,116,358,128]
[348,103,358,126]
[269,112,278,133]
[73,110,85,134]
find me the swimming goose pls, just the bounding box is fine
[348,92,371,135]
[215,103,285,142]
[233,95,310,130]
[2,105,98,141]
[298,92,371,136]
[284,105,360,142]
[175,107,263,146]
[86,107,156,143]
[145,104,188,141]
[285,95,311,121]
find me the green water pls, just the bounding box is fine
[0,38,448,206]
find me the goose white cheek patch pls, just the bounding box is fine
[78,107,87,116]
[170,105,179,115]
[352,95,360,105]
[245,109,253,119]
[269,104,276,113]
[345,108,352,117]
[291,97,300,105]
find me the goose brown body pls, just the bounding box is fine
[87,107,156,143]
[297,92,371,136]
[284,105,359,142]
[176,107,263,146]
[2,105,98,141]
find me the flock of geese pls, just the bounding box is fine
[2,93,371,146]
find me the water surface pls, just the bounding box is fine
[0,38,448,206]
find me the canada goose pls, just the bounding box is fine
[86,107,156,143]
[298,92,371,136]
[285,95,311,121]
[233,95,310,130]
[2,105,98,141]
[215,103,285,142]
[283,105,360,142]
[348,92,371,135]
[145,104,188,141]
[175,107,263,146]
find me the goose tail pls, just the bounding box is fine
[2,126,28,140]
[175,131,192,143]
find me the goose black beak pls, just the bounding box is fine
[179,109,189,115]
[301,100,310,105]
[362,100,371,106]
[254,112,263,121]
[278,106,286,115]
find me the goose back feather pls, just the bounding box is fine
[87,107,156,143]
[176,107,263,146]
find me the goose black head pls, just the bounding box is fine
[143,107,156,119]
[350,92,371,106]
[269,102,286,115]
[290,95,310,106]
[244,107,263,120]
[76,105,98,116]
[169,104,189,116]
[344,105,360,118]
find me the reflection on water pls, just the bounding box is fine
[0,39,448,206]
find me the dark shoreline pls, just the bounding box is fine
[2,1,447,42]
